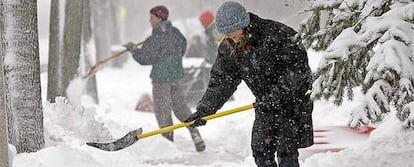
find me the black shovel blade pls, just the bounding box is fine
[86,128,143,151]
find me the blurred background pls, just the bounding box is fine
[37,0,312,43]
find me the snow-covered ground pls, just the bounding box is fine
[11,47,414,167]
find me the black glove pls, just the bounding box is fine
[184,104,214,127]
[122,42,137,51]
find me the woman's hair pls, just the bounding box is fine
[224,29,253,55]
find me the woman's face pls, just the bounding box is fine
[225,29,244,43]
[149,14,162,28]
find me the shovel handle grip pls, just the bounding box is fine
[137,104,254,139]
[101,41,144,64]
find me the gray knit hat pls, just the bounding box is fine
[215,1,250,34]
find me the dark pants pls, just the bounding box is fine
[252,149,299,167]
[152,81,194,141]
[251,117,300,167]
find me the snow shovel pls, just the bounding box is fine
[86,103,254,151]
[82,42,143,79]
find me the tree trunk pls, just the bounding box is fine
[0,1,10,166]
[82,0,99,104]
[3,0,44,153]
[60,0,83,98]
[46,0,62,103]
[91,0,111,62]
[109,0,125,68]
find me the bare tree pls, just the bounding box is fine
[0,1,10,166]
[47,0,62,102]
[82,0,99,103]
[60,0,83,98]
[48,0,99,104]
[109,0,125,68]
[3,0,44,153]
[91,0,111,62]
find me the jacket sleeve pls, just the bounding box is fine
[131,37,162,65]
[197,45,242,114]
[176,28,187,57]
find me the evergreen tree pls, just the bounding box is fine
[298,0,414,128]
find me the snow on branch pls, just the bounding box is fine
[298,0,394,51]
[301,0,414,128]
[398,102,414,129]
[348,79,392,127]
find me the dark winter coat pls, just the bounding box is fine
[197,13,314,149]
[131,21,187,83]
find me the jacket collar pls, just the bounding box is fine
[245,13,262,47]
[153,20,172,33]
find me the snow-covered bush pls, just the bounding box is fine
[43,97,111,146]
[298,0,414,128]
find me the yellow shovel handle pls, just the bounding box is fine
[138,104,254,139]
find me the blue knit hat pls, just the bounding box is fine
[215,1,250,34]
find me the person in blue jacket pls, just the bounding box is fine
[123,5,205,152]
